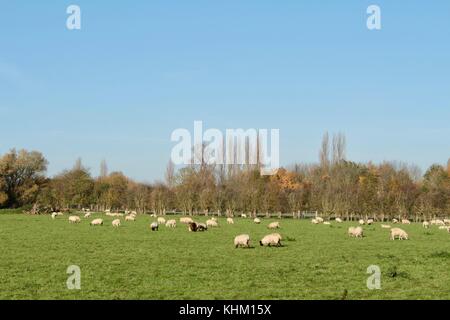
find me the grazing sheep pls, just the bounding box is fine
[51,212,58,219]
[157,217,166,225]
[197,223,208,231]
[227,218,234,224]
[180,217,194,224]
[57,212,64,216]
[112,219,121,227]
[188,222,198,232]
[165,219,176,228]
[438,226,450,231]
[435,220,445,226]
[323,222,331,226]
[125,215,135,222]
[90,218,103,226]
[268,221,280,229]
[401,219,411,225]
[211,217,217,222]
[381,224,391,229]
[234,234,250,248]
[311,219,319,224]
[260,234,282,247]
[358,219,365,225]
[254,218,261,224]
[84,212,91,218]
[348,226,363,238]
[335,218,343,223]
[316,217,324,223]
[444,219,450,225]
[69,216,81,224]
[241,214,247,218]
[422,221,430,229]
[367,219,374,225]
[150,222,159,231]
[391,228,408,240]
[392,218,399,224]
[206,219,219,228]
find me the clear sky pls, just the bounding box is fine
[1,1,449,182]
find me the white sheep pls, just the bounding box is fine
[348,226,363,238]
[367,219,374,225]
[90,218,103,226]
[157,217,166,225]
[227,218,234,224]
[359,219,365,225]
[311,219,319,224]
[316,217,324,223]
[254,218,261,224]
[51,212,58,219]
[84,212,91,218]
[335,218,343,223]
[69,216,81,224]
[165,219,176,228]
[444,219,450,225]
[241,214,247,218]
[401,219,411,225]
[392,218,399,224]
[206,219,219,228]
[435,219,445,226]
[391,228,408,240]
[150,222,159,231]
[422,221,430,229]
[180,217,194,224]
[234,234,250,248]
[260,234,282,247]
[112,219,121,227]
[125,215,135,222]
[268,222,280,229]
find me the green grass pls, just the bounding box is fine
[1,213,450,300]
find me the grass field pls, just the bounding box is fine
[1,211,450,300]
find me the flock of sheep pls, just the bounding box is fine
[53,208,450,247]
[312,216,450,241]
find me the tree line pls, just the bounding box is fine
[1,133,449,221]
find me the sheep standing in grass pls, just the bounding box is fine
[367,219,374,225]
[335,218,343,223]
[268,222,280,229]
[150,222,159,231]
[188,222,198,232]
[90,218,103,226]
[348,226,363,238]
[180,217,194,224]
[359,219,365,225]
[423,221,430,229]
[401,219,411,225]
[157,217,166,225]
[165,219,176,228]
[125,215,135,222]
[311,219,319,224]
[51,212,58,219]
[112,219,121,227]
[444,219,450,225]
[260,234,282,247]
[391,228,408,240]
[69,216,81,224]
[206,219,219,228]
[254,218,261,224]
[316,217,324,223]
[227,218,234,225]
[234,234,250,248]
[196,223,208,231]
[84,212,91,218]
[435,220,445,226]
[393,218,399,224]
[241,214,247,218]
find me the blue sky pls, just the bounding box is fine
[1,1,449,182]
